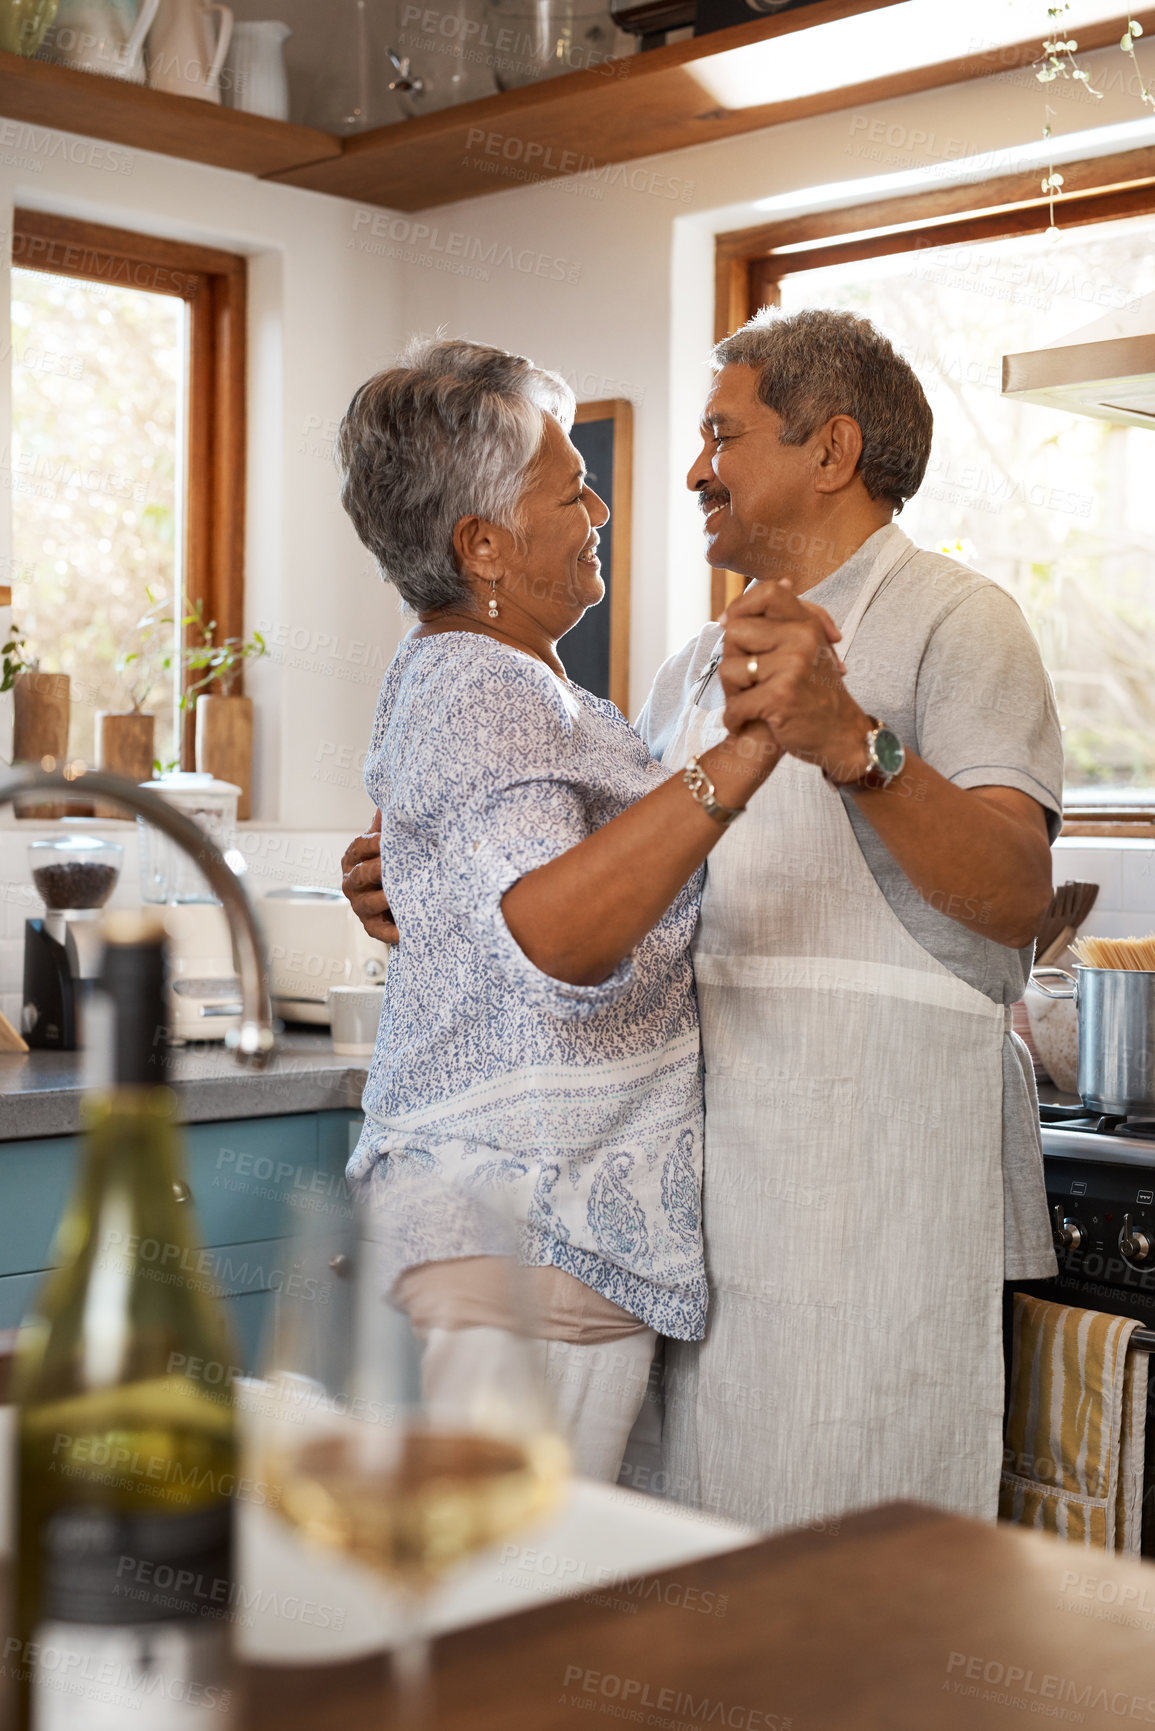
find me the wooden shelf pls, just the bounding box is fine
[0,49,339,177]
[266,1,1143,211]
[272,0,911,211]
[0,3,1146,212]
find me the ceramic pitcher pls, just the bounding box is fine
[39,0,159,78]
[222,19,290,119]
[147,0,232,102]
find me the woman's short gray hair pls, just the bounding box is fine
[713,308,932,511]
[336,336,576,612]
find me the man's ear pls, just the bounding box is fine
[453,514,505,582]
[813,415,864,495]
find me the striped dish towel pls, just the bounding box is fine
[1000,1293,1148,1554]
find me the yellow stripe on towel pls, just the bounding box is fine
[999,1293,1147,1553]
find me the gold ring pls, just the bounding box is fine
[746,656,759,682]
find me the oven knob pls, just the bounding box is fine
[1120,1214,1152,1264]
[1052,1205,1083,1252]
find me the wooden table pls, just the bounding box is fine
[245,1502,1155,1729]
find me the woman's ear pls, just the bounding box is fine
[454,514,505,582]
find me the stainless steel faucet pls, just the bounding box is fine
[0,765,275,1068]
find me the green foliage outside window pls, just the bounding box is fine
[9,268,182,766]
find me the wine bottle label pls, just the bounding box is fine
[31,1623,231,1731]
[31,1504,233,1730]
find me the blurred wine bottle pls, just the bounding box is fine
[12,914,238,1730]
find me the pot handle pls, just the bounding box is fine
[1030,965,1077,1000]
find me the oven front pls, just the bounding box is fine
[1007,1124,1155,1555]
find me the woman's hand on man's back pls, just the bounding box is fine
[341,809,400,944]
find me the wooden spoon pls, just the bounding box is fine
[1035,881,1099,963]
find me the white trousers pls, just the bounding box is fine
[537,1330,659,1481]
[423,1325,658,1483]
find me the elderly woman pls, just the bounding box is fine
[336,337,775,1480]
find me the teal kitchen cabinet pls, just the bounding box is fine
[0,1109,362,1371]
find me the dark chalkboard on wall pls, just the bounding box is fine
[559,399,633,714]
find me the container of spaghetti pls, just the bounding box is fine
[1034,933,1155,1114]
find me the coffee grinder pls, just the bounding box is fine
[22,833,125,1049]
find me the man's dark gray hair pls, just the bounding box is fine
[336,336,575,612]
[713,308,932,511]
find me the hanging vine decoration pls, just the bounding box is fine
[1036,3,1102,95]
[1036,3,1104,237]
[1120,18,1155,113]
[1041,114,1064,238]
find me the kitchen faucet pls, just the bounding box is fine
[0,765,275,1067]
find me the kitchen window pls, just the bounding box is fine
[8,210,246,772]
[715,149,1155,830]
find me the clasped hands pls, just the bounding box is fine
[719,579,874,784]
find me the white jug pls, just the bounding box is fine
[147,0,233,102]
[222,19,290,120]
[42,0,161,82]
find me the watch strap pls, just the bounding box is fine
[858,722,891,791]
[825,717,901,790]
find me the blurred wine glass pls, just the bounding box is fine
[254,1180,569,1728]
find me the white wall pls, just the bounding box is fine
[0,128,408,830]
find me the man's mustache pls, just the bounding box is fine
[698,488,730,516]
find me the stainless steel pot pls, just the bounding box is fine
[1032,964,1155,1114]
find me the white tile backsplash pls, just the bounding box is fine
[1072,910,1155,940]
[1050,841,1125,910]
[1120,848,1155,916]
[1053,837,1155,931]
[0,818,360,1004]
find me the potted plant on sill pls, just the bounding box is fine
[179,601,268,822]
[93,590,172,814]
[3,622,71,818]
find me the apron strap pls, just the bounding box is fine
[838,528,917,657]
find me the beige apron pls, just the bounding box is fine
[661,527,1007,1532]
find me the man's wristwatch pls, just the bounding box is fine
[825,716,906,791]
[683,756,746,826]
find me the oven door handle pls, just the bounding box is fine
[1031,966,1077,1000]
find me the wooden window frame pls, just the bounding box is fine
[11,208,246,769]
[711,147,1155,835]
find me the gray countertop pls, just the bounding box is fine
[0,1031,370,1140]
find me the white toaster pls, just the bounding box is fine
[260,885,389,1025]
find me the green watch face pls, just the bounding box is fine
[873,727,905,778]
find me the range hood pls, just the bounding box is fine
[1002,292,1155,430]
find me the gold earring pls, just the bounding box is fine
[488,578,499,620]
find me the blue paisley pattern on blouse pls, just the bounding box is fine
[349,633,707,1340]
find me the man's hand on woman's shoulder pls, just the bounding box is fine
[341,809,400,944]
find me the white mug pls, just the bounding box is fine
[147,0,233,103]
[327,985,385,1057]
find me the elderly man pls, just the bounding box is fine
[342,307,1061,1533]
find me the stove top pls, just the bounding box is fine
[1041,1102,1155,1137]
[1040,1104,1155,1166]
